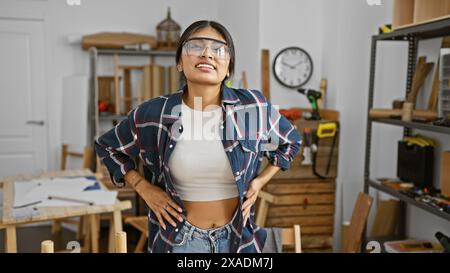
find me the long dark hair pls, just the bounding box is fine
[176,20,235,83]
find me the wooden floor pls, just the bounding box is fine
[0,222,144,253]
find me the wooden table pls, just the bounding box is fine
[0,169,131,253]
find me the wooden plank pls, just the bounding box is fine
[266,160,338,180]
[298,226,334,236]
[428,50,441,111]
[265,182,336,194]
[302,248,333,253]
[143,64,152,100]
[123,68,132,114]
[81,32,157,50]
[301,235,333,249]
[168,65,180,93]
[261,49,270,101]
[266,215,333,227]
[151,64,165,98]
[268,178,335,184]
[114,54,121,115]
[255,198,269,227]
[342,192,373,253]
[268,205,335,217]
[5,226,17,253]
[273,193,335,206]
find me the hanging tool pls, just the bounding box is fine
[297,88,322,120]
[301,128,315,166]
[311,122,339,179]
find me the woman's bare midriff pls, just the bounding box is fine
[183,197,239,229]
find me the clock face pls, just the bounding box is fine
[273,47,313,88]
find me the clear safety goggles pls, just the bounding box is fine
[182,37,230,60]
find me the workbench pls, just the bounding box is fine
[256,110,339,252]
[0,169,131,253]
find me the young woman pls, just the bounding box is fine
[95,20,301,253]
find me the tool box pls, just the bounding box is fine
[397,141,434,189]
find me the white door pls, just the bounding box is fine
[0,18,47,178]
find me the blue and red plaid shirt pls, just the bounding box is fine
[94,85,301,253]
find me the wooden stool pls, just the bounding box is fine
[124,216,148,253]
[281,225,302,253]
[52,144,94,242]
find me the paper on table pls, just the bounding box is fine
[13,177,100,207]
[36,190,118,207]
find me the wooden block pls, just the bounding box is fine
[441,151,450,198]
[115,231,127,253]
[392,0,415,29]
[41,240,54,253]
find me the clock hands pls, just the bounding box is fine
[282,60,306,69]
[281,61,295,69]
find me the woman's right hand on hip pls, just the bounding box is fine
[137,183,184,230]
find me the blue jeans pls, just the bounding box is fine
[171,218,232,253]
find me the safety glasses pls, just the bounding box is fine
[182,37,230,60]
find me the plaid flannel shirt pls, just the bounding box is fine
[94,85,301,253]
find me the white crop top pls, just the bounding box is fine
[167,100,239,201]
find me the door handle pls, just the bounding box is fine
[26,120,45,126]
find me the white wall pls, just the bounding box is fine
[217,0,261,90]
[260,0,324,109]
[2,0,448,251]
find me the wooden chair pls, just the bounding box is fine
[40,232,127,253]
[341,192,373,253]
[281,225,302,253]
[124,216,148,253]
[52,144,94,242]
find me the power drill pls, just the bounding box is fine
[297,88,322,120]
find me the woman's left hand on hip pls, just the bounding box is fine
[242,177,265,226]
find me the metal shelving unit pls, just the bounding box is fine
[364,18,450,242]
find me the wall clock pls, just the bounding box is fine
[273,47,313,88]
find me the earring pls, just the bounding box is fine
[177,65,182,72]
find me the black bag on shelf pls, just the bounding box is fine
[397,141,434,189]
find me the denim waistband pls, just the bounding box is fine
[181,208,238,241]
